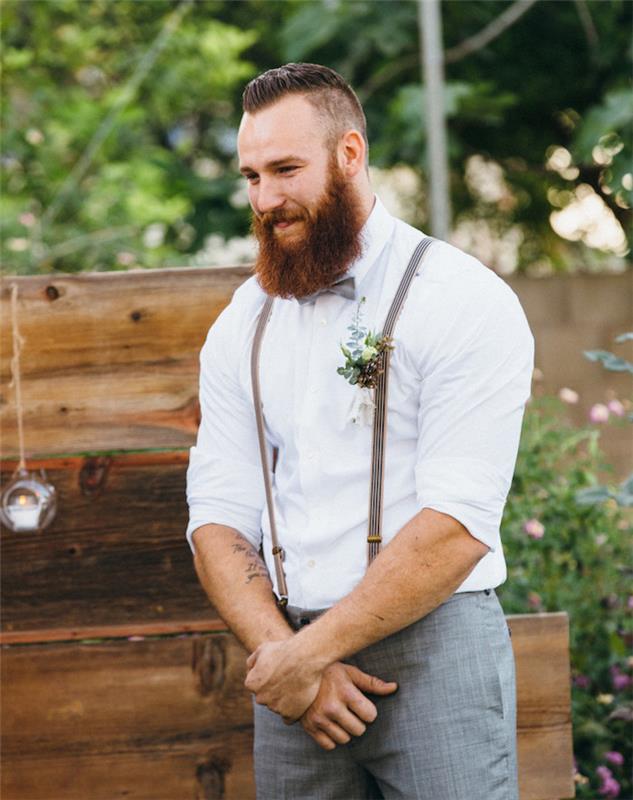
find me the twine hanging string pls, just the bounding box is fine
[8,284,27,472]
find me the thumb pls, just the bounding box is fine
[346,665,398,696]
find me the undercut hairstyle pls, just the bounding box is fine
[242,63,368,154]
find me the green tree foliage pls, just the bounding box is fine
[2,0,257,273]
[2,0,631,274]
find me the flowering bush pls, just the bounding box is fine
[498,396,632,798]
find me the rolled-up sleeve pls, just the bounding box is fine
[185,301,265,556]
[414,282,534,551]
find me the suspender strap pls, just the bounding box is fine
[250,294,288,607]
[250,235,436,602]
[367,236,436,564]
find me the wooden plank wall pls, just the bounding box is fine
[1,268,631,469]
[1,614,573,800]
[0,267,584,800]
[0,268,249,455]
[0,450,575,799]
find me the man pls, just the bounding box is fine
[186,63,534,799]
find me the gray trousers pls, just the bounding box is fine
[253,589,518,800]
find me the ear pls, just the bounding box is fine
[338,129,366,178]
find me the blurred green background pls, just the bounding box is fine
[2,0,631,276]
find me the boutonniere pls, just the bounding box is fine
[337,297,394,426]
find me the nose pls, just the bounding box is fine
[253,177,285,215]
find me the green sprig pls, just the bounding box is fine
[337,297,394,388]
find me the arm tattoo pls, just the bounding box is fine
[245,558,271,584]
[231,533,271,585]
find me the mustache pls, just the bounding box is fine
[257,209,307,228]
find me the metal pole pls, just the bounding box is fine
[418,0,451,240]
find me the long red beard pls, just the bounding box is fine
[251,161,364,300]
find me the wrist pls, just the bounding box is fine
[292,620,337,672]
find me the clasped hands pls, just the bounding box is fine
[244,638,398,751]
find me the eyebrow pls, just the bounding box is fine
[239,156,306,175]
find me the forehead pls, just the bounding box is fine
[237,94,329,168]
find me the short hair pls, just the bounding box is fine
[242,63,368,152]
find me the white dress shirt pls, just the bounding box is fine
[186,196,534,609]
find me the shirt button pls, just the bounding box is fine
[305,449,316,460]
[307,559,316,568]
[319,318,327,327]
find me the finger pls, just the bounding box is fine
[306,729,337,751]
[346,690,378,725]
[315,719,352,745]
[346,665,398,696]
[246,651,257,669]
[329,707,367,738]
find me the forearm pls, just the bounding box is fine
[192,523,293,653]
[294,508,489,669]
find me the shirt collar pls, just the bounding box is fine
[346,194,395,288]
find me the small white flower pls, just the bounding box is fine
[7,238,29,252]
[361,345,378,363]
[143,222,166,249]
[346,386,375,427]
[559,387,579,404]
[25,128,44,145]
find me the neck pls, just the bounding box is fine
[354,180,376,228]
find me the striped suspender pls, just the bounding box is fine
[250,236,436,603]
[250,293,288,607]
[367,235,436,563]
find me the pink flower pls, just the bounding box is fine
[605,752,624,767]
[607,399,625,417]
[527,591,542,609]
[589,403,610,423]
[523,518,545,539]
[19,212,36,227]
[609,664,631,690]
[597,765,620,796]
[597,766,613,782]
[573,674,591,689]
[628,596,633,610]
[613,673,631,691]
[599,776,621,798]
[559,387,579,404]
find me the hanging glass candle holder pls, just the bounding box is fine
[0,468,57,532]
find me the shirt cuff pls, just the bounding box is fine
[185,509,262,557]
[415,457,512,552]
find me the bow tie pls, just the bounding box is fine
[296,275,356,305]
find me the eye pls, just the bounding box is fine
[278,165,297,174]
[244,173,259,184]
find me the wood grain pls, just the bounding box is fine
[2,268,631,475]
[1,614,574,800]
[511,613,575,800]
[1,453,213,635]
[0,267,250,455]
